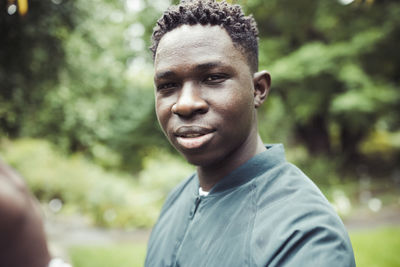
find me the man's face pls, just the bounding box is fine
[154,24,258,167]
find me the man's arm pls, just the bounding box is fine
[0,159,51,267]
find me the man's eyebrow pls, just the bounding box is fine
[155,70,175,80]
[155,62,224,80]
[194,61,223,71]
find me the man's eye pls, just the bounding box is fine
[204,74,227,84]
[157,83,177,91]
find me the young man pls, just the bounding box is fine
[146,0,355,266]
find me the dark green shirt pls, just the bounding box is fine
[145,144,355,266]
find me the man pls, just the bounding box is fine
[145,0,355,266]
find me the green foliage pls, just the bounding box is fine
[360,130,400,157]
[1,0,400,180]
[0,138,187,228]
[286,146,342,186]
[0,138,194,228]
[0,0,77,136]
[251,0,400,172]
[138,150,194,199]
[1,0,169,172]
[30,0,164,172]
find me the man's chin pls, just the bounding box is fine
[179,151,222,169]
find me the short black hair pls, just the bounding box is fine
[150,0,259,73]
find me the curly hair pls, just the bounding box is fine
[150,0,259,72]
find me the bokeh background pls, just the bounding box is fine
[1,0,399,266]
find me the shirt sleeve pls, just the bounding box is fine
[266,224,356,267]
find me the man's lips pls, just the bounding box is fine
[174,126,215,149]
[174,125,215,137]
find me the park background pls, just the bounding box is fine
[1,0,399,266]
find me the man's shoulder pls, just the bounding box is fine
[252,160,349,241]
[254,161,329,206]
[254,161,341,228]
[252,162,355,266]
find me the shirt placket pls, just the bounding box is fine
[172,195,203,266]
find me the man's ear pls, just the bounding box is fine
[253,70,271,108]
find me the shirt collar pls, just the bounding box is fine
[194,144,286,195]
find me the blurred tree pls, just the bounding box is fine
[0,0,77,137]
[1,0,399,176]
[247,0,400,171]
[1,0,170,172]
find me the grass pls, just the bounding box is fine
[350,226,400,267]
[68,226,400,267]
[69,243,147,267]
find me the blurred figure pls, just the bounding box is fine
[0,159,50,267]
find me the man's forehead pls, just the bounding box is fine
[154,24,246,72]
[157,24,230,48]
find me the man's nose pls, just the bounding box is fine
[171,82,208,117]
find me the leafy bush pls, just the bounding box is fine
[286,145,342,186]
[0,138,191,228]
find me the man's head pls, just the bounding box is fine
[152,0,270,173]
[150,0,259,73]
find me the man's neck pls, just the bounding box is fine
[197,135,266,192]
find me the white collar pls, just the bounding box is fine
[199,187,209,196]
